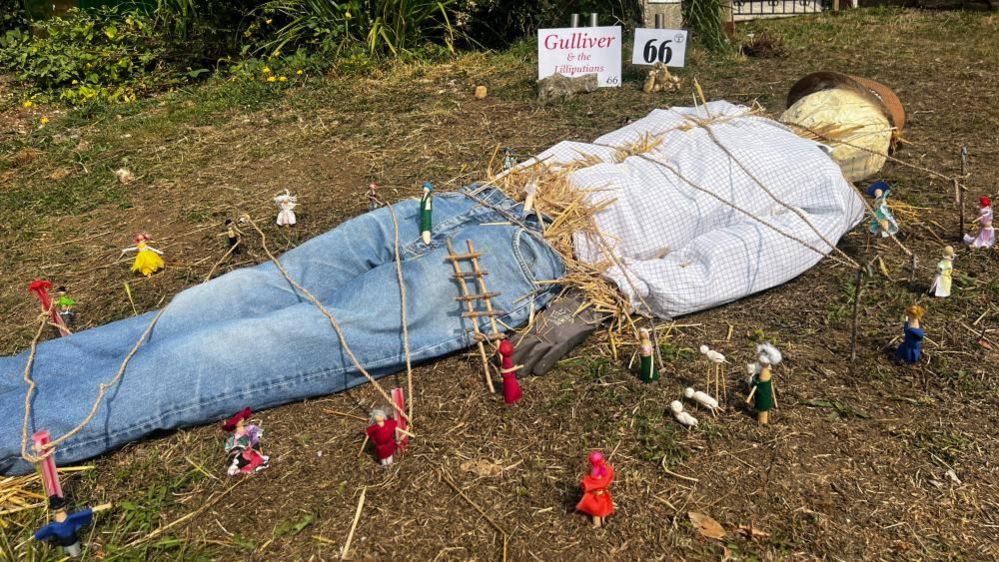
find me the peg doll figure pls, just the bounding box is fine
[28,279,71,336]
[895,304,926,365]
[223,219,242,253]
[867,182,900,239]
[366,408,399,466]
[274,190,298,227]
[121,233,165,277]
[639,328,659,383]
[420,181,433,244]
[55,286,76,327]
[503,148,517,171]
[963,196,995,249]
[746,342,782,425]
[497,339,523,405]
[928,245,955,298]
[34,496,94,558]
[576,451,615,528]
[367,182,381,212]
[223,407,269,476]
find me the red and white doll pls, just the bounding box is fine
[222,407,269,476]
[577,451,615,527]
[366,408,399,466]
[497,339,522,405]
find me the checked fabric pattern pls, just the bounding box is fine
[524,101,865,318]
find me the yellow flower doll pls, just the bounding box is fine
[121,233,165,277]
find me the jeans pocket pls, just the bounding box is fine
[512,228,564,288]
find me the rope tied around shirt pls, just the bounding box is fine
[20,210,414,464]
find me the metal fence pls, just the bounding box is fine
[731,0,834,19]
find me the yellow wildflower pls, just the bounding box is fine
[265,18,272,24]
[262,67,271,74]
[345,11,352,19]
[72,79,78,85]
[22,100,33,108]
[40,116,49,125]
[296,70,303,75]
[279,76,287,82]
[267,76,276,82]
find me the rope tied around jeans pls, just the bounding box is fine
[20,208,415,465]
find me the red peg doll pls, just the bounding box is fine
[497,339,522,405]
[366,409,398,466]
[577,451,615,527]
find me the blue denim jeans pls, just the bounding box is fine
[0,185,565,475]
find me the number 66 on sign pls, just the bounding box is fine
[632,28,689,67]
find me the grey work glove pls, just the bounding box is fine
[511,291,608,375]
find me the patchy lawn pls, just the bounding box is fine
[2,7,998,561]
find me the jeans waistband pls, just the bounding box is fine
[459,182,547,233]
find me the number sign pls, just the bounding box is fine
[538,26,623,88]
[632,28,688,67]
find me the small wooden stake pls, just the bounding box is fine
[958,178,966,240]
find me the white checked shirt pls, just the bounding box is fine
[522,101,865,318]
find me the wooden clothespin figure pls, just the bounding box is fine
[420,181,433,244]
[699,345,728,400]
[895,304,926,365]
[503,148,517,171]
[497,338,523,404]
[222,219,242,254]
[746,342,782,425]
[28,280,71,336]
[274,190,298,227]
[391,388,409,450]
[928,245,955,298]
[32,430,63,499]
[222,408,269,476]
[684,387,719,417]
[34,495,111,558]
[523,178,538,216]
[639,328,659,383]
[367,182,381,212]
[366,408,398,466]
[576,451,615,528]
[963,196,994,249]
[121,233,165,277]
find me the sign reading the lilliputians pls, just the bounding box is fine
[537,27,622,87]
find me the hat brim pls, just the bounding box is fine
[786,71,905,133]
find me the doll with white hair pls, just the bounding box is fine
[365,408,398,466]
[745,342,782,425]
[274,190,298,227]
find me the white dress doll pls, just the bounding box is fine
[274,190,297,227]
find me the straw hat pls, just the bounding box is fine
[786,71,905,135]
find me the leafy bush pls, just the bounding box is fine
[0,0,28,33]
[450,0,641,47]
[0,8,168,103]
[256,0,456,58]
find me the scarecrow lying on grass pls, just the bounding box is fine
[0,80,898,474]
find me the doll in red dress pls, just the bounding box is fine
[577,450,615,527]
[366,409,399,466]
[497,339,522,405]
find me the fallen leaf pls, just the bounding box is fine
[49,168,71,181]
[460,459,504,478]
[737,523,771,541]
[688,511,726,540]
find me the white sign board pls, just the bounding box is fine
[632,28,688,67]
[537,26,622,87]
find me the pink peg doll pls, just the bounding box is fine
[497,339,522,405]
[121,233,165,277]
[963,196,995,249]
[222,407,269,475]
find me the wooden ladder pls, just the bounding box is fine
[446,238,505,393]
